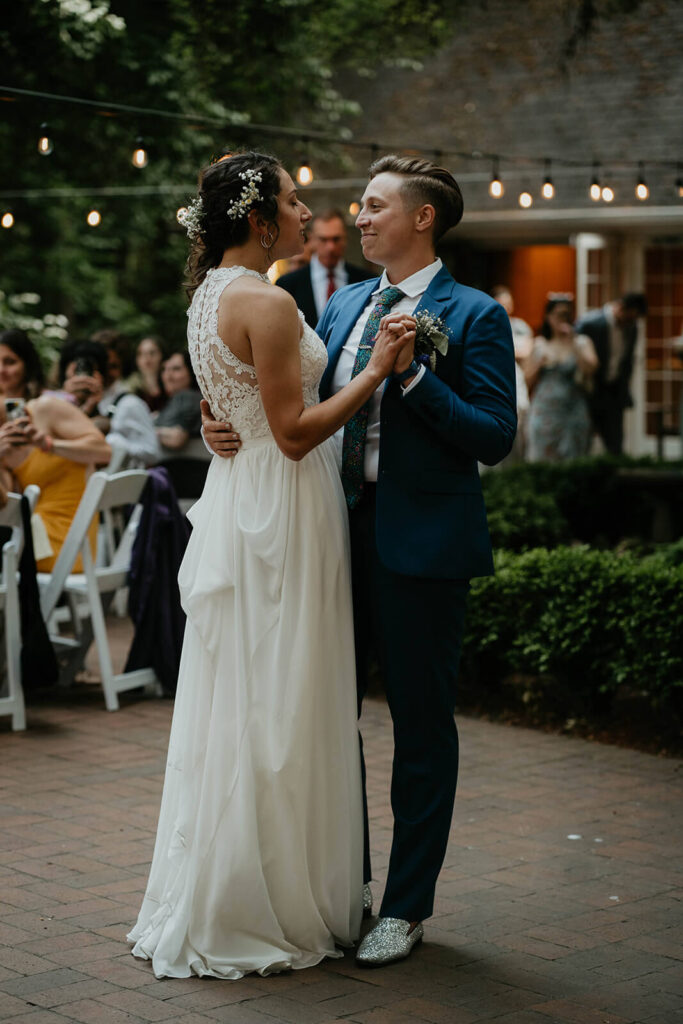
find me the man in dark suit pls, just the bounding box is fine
[317,155,516,965]
[276,208,372,327]
[575,293,648,454]
[201,156,516,966]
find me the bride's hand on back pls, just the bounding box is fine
[368,314,416,380]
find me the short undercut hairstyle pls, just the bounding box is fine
[369,154,464,241]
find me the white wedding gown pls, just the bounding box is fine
[128,266,363,979]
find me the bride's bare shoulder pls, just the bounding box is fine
[220,276,298,323]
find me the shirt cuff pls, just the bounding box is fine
[200,425,214,456]
[400,363,426,395]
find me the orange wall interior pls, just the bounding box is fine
[488,246,577,333]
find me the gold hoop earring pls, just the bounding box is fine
[261,230,274,249]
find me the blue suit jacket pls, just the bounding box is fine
[318,265,516,580]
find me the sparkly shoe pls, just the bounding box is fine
[362,883,373,919]
[355,917,424,966]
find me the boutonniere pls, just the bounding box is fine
[414,311,451,371]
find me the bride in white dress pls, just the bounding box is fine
[128,152,413,979]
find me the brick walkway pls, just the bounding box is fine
[1,622,682,1024]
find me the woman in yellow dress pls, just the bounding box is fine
[0,329,111,571]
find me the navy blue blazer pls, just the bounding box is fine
[317,265,517,580]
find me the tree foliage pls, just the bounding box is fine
[0,0,645,347]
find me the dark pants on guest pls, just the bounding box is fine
[591,385,626,455]
[349,483,469,923]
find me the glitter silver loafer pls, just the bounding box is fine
[355,917,424,966]
[362,883,373,918]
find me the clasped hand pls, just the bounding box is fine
[368,313,416,377]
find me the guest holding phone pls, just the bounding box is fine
[0,329,110,570]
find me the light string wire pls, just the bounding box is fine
[2,85,682,175]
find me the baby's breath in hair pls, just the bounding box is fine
[227,169,263,220]
[177,196,204,239]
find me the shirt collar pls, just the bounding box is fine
[310,253,339,282]
[374,258,442,299]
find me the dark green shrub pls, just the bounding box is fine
[462,546,683,723]
[482,456,683,550]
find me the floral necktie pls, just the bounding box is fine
[341,286,404,509]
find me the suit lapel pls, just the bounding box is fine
[320,278,379,396]
[413,264,455,320]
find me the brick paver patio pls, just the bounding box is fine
[1,620,681,1023]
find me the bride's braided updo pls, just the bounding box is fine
[184,151,283,299]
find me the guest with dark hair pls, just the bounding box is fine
[155,349,202,451]
[0,328,46,400]
[525,294,598,461]
[131,335,167,413]
[60,340,160,467]
[0,334,110,571]
[90,328,135,382]
[575,293,648,455]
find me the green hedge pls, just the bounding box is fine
[482,456,683,551]
[461,546,683,724]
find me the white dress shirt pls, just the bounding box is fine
[330,258,442,481]
[310,254,349,320]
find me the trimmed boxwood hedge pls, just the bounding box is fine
[482,456,683,551]
[461,546,683,727]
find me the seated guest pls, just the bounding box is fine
[131,335,167,413]
[0,333,110,572]
[155,350,206,500]
[59,341,160,467]
[155,350,202,451]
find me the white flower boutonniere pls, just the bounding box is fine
[414,311,451,371]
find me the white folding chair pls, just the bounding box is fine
[38,469,159,711]
[0,485,39,731]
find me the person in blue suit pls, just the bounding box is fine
[318,154,516,964]
[201,153,516,967]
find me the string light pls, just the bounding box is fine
[601,185,615,203]
[541,159,555,199]
[37,122,53,156]
[1,212,14,229]
[677,165,683,199]
[176,206,188,223]
[87,209,101,227]
[590,162,601,201]
[296,153,313,186]
[489,159,503,198]
[635,162,649,200]
[518,191,533,208]
[348,201,360,217]
[131,136,148,169]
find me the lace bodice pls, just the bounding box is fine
[187,265,328,442]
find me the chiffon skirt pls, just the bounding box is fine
[128,437,363,978]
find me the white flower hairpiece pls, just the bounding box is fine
[177,196,204,239]
[226,169,263,220]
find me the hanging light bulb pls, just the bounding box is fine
[590,162,601,201]
[489,159,504,198]
[87,209,102,227]
[677,166,683,199]
[601,185,614,203]
[518,191,533,208]
[348,201,360,217]
[1,211,14,229]
[296,159,313,187]
[132,137,148,169]
[541,159,555,199]
[176,206,188,224]
[635,163,648,200]
[37,123,53,156]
